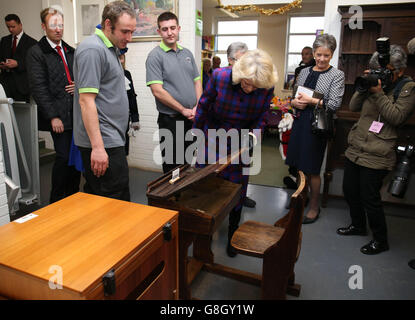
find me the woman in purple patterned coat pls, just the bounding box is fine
[193,49,278,257]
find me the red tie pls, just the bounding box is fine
[11,36,17,56]
[56,45,72,84]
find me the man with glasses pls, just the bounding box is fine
[27,7,80,203]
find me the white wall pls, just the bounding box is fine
[0,0,43,40]
[126,0,203,171]
[0,0,76,49]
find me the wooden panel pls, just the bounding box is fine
[340,21,380,54]
[338,4,415,19]
[383,18,415,49]
[340,54,373,85]
[148,175,241,235]
[0,193,178,298]
[0,265,82,300]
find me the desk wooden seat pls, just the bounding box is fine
[232,222,284,258]
[0,193,179,300]
[147,165,241,299]
[203,171,306,299]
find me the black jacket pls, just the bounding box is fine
[0,32,37,99]
[124,69,139,123]
[26,36,75,131]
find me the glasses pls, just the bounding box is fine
[49,24,64,29]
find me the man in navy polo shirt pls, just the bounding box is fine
[146,12,202,173]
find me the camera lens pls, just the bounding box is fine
[354,74,379,93]
[388,147,413,198]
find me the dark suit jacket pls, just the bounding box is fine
[0,32,37,99]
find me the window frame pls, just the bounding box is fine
[284,14,324,89]
[214,17,259,68]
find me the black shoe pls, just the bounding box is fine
[243,196,256,208]
[302,208,320,224]
[283,176,297,189]
[409,259,415,270]
[336,225,367,236]
[227,242,237,257]
[360,240,389,255]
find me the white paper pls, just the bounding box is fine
[14,213,38,224]
[295,85,314,98]
[172,168,180,181]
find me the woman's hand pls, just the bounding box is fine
[292,93,309,110]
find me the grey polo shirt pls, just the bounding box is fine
[146,42,200,115]
[73,28,129,148]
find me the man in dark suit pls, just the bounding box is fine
[27,7,80,203]
[0,14,37,101]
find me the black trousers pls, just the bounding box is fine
[228,208,242,242]
[0,75,30,102]
[50,130,81,203]
[158,113,194,174]
[79,146,130,201]
[343,158,389,243]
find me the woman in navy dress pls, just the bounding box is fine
[285,34,345,224]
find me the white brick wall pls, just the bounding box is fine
[0,129,10,226]
[126,0,202,172]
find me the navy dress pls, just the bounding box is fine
[285,67,332,175]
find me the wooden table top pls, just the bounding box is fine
[0,193,178,295]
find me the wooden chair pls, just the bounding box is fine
[230,171,307,299]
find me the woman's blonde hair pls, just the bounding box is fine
[232,49,278,89]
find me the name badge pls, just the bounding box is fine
[369,121,384,134]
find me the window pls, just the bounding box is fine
[285,16,324,89]
[214,19,258,68]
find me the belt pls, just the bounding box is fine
[160,112,186,120]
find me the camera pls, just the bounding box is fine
[354,37,394,93]
[388,144,414,198]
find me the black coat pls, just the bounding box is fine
[0,32,37,99]
[27,36,75,131]
[124,69,139,123]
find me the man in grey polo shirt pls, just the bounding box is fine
[73,1,136,201]
[146,11,202,173]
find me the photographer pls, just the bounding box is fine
[337,44,415,255]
